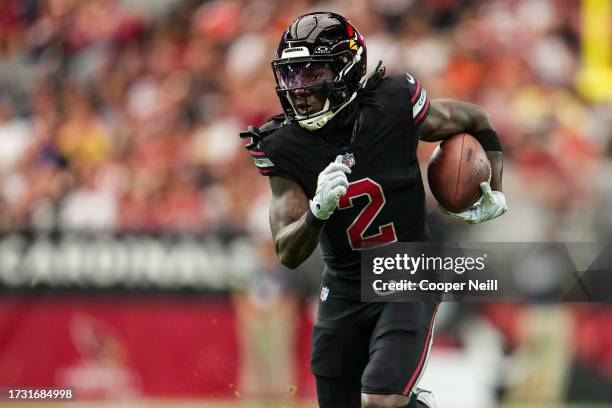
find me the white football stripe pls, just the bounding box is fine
[413,88,427,119]
[253,157,275,168]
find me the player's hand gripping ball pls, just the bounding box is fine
[428,133,507,223]
[439,181,507,224]
[310,155,352,220]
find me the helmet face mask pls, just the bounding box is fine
[272,12,367,130]
[272,55,352,119]
[274,60,336,90]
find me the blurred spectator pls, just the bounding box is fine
[58,161,119,231]
[0,96,32,171]
[0,0,606,241]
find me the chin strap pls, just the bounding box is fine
[297,62,384,132]
[297,94,356,131]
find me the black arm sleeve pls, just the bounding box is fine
[472,129,503,152]
[248,142,294,179]
[405,73,431,127]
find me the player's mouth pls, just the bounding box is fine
[295,101,311,115]
[295,100,323,116]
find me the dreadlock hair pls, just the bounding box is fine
[356,61,385,110]
[319,61,387,134]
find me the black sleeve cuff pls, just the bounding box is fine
[305,208,326,230]
[472,129,503,152]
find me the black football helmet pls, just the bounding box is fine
[272,12,367,130]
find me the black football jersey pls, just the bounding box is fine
[249,74,431,280]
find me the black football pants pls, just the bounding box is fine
[311,273,438,408]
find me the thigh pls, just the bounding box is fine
[311,322,369,407]
[311,284,379,408]
[361,301,439,397]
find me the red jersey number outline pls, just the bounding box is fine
[338,178,397,250]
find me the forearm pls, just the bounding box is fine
[486,151,503,192]
[269,176,322,269]
[466,105,503,192]
[268,157,350,268]
[273,215,321,269]
[463,102,503,192]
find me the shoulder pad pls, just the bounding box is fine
[239,114,289,150]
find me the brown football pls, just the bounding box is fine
[427,133,491,213]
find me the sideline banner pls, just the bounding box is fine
[0,233,258,291]
[0,233,316,400]
[0,296,238,398]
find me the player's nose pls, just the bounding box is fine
[293,88,312,97]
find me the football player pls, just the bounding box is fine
[241,12,507,408]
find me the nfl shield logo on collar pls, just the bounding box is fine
[342,152,355,168]
[320,286,330,302]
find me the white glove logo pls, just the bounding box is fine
[310,155,352,220]
[440,182,507,224]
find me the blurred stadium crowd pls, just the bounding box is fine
[1,1,612,405]
[0,0,610,240]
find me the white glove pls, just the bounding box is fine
[439,182,507,224]
[310,155,351,220]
